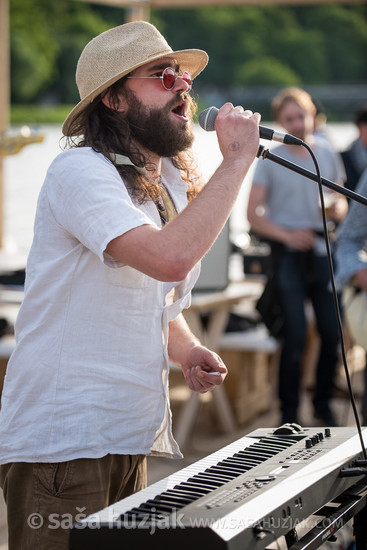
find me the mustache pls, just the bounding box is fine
[167,93,189,111]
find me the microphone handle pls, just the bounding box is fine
[259,126,274,141]
[198,106,302,145]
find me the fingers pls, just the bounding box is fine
[185,365,226,394]
[219,102,261,122]
[289,228,316,250]
[219,102,235,115]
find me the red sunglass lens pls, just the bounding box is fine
[162,68,176,89]
[182,71,192,87]
[162,68,192,90]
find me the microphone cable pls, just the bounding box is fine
[300,141,367,459]
[199,105,367,456]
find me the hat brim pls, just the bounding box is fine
[62,48,208,136]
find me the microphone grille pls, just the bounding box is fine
[198,106,218,132]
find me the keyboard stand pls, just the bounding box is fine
[266,477,367,550]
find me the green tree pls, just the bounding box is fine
[238,57,301,86]
[9,2,367,107]
[10,0,110,103]
[153,5,367,87]
[298,4,367,83]
[10,0,59,102]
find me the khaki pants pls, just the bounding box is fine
[0,454,146,550]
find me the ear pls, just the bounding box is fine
[101,90,127,113]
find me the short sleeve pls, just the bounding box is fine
[252,155,272,188]
[45,148,153,263]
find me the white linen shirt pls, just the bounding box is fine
[0,147,200,463]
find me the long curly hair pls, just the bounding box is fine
[64,76,204,204]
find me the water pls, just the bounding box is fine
[2,122,358,264]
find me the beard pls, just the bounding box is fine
[122,88,194,158]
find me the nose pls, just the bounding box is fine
[172,75,191,94]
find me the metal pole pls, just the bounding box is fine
[125,3,151,21]
[0,0,9,249]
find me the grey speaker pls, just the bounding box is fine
[193,222,230,293]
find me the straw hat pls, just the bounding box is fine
[62,21,209,136]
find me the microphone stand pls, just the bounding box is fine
[258,142,367,456]
[257,145,367,206]
[255,143,367,549]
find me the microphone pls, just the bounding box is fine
[198,106,303,146]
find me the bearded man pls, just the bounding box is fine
[0,21,260,550]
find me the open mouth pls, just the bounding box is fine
[171,100,188,121]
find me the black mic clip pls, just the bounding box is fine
[257,145,270,159]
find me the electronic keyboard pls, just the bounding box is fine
[69,425,367,549]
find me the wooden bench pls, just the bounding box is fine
[169,325,280,445]
[219,325,280,425]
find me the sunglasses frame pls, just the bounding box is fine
[127,66,192,92]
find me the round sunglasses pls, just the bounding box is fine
[127,67,192,92]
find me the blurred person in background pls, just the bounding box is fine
[341,105,367,196]
[247,87,347,426]
[335,168,367,423]
[313,97,330,144]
